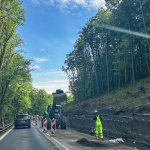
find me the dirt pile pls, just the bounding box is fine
[63,104,150,117]
[76,138,106,147]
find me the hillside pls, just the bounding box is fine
[63,77,150,116]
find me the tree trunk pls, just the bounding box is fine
[106,42,109,92]
[124,56,127,84]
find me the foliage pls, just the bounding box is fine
[63,1,150,102]
[63,77,150,113]
[0,0,31,124]
[61,95,74,105]
[29,88,53,116]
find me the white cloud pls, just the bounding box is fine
[37,71,67,77]
[30,0,40,5]
[33,79,69,94]
[89,0,105,9]
[30,0,105,10]
[56,0,105,10]
[30,65,41,70]
[43,0,54,5]
[40,48,45,51]
[34,58,49,63]
[30,0,54,5]
[73,0,86,6]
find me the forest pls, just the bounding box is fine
[1,0,150,125]
[0,0,54,125]
[63,0,150,102]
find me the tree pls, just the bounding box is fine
[63,1,150,102]
[29,88,52,116]
[0,0,25,77]
[0,52,32,123]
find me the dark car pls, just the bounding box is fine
[15,114,31,129]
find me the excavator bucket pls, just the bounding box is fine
[53,93,67,103]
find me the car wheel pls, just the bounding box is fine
[15,125,18,129]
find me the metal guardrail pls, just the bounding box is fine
[0,121,14,133]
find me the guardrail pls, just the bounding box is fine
[0,121,14,133]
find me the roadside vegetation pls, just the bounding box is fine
[28,88,53,116]
[0,0,52,126]
[63,0,150,102]
[63,77,150,114]
[0,0,31,125]
[62,0,150,113]
[1,0,150,126]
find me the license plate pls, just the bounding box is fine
[20,121,25,123]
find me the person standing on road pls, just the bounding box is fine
[93,110,104,140]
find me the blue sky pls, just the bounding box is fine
[18,0,105,94]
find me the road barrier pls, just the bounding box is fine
[35,117,37,125]
[43,118,47,133]
[51,119,56,134]
[38,116,43,121]
[0,121,14,133]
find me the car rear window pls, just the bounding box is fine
[17,115,28,119]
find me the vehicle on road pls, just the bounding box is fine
[15,114,31,129]
[42,89,67,129]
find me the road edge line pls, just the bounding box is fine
[34,123,69,150]
[51,136,70,150]
[0,127,13,141]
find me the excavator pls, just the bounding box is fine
[42,89,67,129]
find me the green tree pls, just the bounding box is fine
[0,0,25,77]
[63,1,150,102]
[29,88,52,116]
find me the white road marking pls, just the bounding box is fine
[0,127,13,141]
[35,122,70,150]
[51,137,70,150]
[46,133,49,136]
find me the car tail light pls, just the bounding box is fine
[26,119,30,121]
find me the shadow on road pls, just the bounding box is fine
[14,126,31,129]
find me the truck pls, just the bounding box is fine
[42,89,67,129]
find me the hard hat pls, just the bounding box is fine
[94,110,98,113]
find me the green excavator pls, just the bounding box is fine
[42,89,67,129]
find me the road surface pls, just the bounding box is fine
[0,124,59,150]
[0,120,138,150]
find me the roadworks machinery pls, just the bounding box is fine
[42,89,67,129]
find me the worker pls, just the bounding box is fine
[93,110,104,140]
[90,128,95,136]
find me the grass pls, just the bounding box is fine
[63,77,150,113]
[0,125,13,137]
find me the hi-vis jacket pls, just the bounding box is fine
[94,115,103,124]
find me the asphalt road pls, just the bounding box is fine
[0,125,59,150]
[34,120,139,150]
[0,120,139,150]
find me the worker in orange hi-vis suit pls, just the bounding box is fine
[93,110,104,140]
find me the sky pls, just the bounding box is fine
[18,0,106,94]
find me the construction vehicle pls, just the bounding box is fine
[42,89,67,129]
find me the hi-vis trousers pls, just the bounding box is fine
[95,123,103,139]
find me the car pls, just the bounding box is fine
[15,114,31,129]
